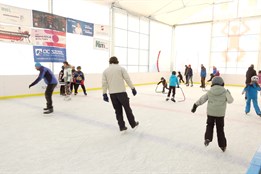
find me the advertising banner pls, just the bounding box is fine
[33,10,66,32]
[32,29,66,48]
[33,46,66,62]
[0,24,31,44]
[0,3,32,26]
[67,18,93,36]
[94,24,110,36]
[93,38,109,51]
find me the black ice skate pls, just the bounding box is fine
[166,97,169,101]
[204,139,211,146]
[120,127,127,131]
[171,98,176,102]
[43,108,53,114]
[132,121,139,129]
[220,147,226,152]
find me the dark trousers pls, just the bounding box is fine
[110,92,136,129]
[201,77,206,87]
[167,86,176,98]
[185,75,188,84]
[162,85,169,93]
[205,116,227,148]
[70,82,75,92]
[179,78,184,83]
[74,84,86,94]
[45,84,57,109]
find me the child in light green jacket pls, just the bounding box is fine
[191,76,234,152]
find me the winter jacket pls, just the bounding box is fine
[201,67,206,78]
[245,67,257,84]
[243,83,261,99]
[169,75,179,87]
[157,79,167,87]
[74,71,85,84]
[102,64,134,94]
[30,66,58,87]
[187,68,193,77]
[58,70,64,82]
[195,85,234,117]
[64,67,72,82]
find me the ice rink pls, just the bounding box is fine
[0,84,260,174]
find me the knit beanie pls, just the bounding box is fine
[35,62,42,67]
[212,76,224,86]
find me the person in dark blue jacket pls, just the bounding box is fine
[200,64,207,88]
[29,62,58,114]
[242,76,261,117]
[166,71,179,102]
[74,66,87,96]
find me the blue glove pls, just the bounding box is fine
[103,94,109,102]
[132,88,137,96]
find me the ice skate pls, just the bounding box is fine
[43,108,53,114]
[220,147,226,152]
[120,127,127,131]
[204,139,211,146]
[171,98,176,102]
[166,97,169,101]
[132,121,139,130]
[64,95,71,101]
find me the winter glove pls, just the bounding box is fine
[177,85,180,88]
[132,88,137,96]
[103,94,109,102]
[191,103,198,113]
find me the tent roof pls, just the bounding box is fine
[90,0,236,26]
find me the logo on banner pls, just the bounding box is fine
[35,49,44,56]
[33,46,66,62]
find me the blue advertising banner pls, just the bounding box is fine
[33,46,66,62]
[67,18,93,36]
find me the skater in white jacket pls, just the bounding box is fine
[102,56,139,131]
[63,61,72,100]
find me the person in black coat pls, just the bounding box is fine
[245,64,257,100]
[245,64,257,85]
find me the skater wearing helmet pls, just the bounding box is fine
[191,76,234,152]
[242,76,261,117]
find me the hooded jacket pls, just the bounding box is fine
[169,74,179,87]
[195,85,234,117]
[243,83,261,99]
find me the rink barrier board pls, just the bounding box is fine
[0,82,156,100]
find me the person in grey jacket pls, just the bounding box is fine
[191,76,234,152]
[102,56,139,131]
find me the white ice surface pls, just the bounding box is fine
[0,84,260,174]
